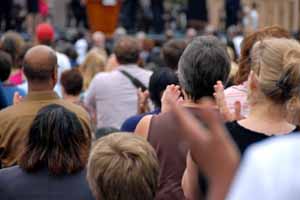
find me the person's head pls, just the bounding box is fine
[178,36,231,102]
[95,127,120,139]
[235,26,290,84]
[186,28,197,42]
[35,23,55,46]
[161,39,187,70]
[149,67,179,108]
[113,36,141,65]
[23,45,58,91]
[0,31,24,68]
[92,31,106,49]
[61,68,83,98]
[0,50,13,82]
[80,49,107,90]
[19,104,91,175]
[87,133,159,200]
[249,38,300,110]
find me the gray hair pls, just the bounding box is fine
[178,36,231,101]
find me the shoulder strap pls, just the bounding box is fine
[119,70,148,91]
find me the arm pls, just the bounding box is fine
[182,152,202,200]
[134,115,152,139]
[169,99,240,200]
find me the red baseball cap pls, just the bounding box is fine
[36,23,55,43]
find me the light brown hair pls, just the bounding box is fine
[235,26,290,84]
[250,38,300,105]
[87,133,159,200]
[80,49,106,90]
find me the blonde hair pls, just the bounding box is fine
[251,38,300,105]
[87,133,159,200]
[80,49,107,90]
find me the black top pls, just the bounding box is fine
[226,121,298,156]
[0,166,94,200]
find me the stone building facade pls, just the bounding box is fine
[208,0,300,32]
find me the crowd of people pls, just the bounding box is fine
[0,10,299,199]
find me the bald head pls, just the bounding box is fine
[23,45,57,84]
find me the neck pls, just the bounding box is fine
[28,82,54,92]
[63,94,80,103]
[239,101,295,135]
[183,98,217,109]
[247,102,287,123]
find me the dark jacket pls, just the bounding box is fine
[0,166,94,200]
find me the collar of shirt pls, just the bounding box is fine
[118,64,140,71]
[24,91,60,102]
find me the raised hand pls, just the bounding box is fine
[13,92,23,105]
[137,88,150,114]
[169,98,240,200]
[161,84,183,113]
[214,81,244,122]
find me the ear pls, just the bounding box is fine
[248,71,259,92]
[52,66,58,86]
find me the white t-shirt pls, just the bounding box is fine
[54,52,71,97]
[227,134,300,200]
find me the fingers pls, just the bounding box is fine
[13,92,23,105]
[234,101,243,120]
[161,84,182,113]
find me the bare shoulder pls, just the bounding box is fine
[134,115,153,139]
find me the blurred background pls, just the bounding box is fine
[1,0,299,37]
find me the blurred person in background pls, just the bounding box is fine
[26,0,40,35]
[121,67,179,132]
[61,68,84,106]
[35,23,71,97]
[161,39,187,71]
[80,49,107,91]
[70,0,88,29]
[91,31,107,53]
[0,104,93,200]
[187,0,208,30]
[0,0,14,32]
[0,31,25,86]
[85,36,152,129]
[0,50,26,105]
[0,81,8,110]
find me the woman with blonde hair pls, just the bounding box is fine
[80,49,107,91]
[226,37,300,155]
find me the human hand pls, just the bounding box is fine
[161,84,183,113]
[170,98,240,200]
[137,88,150,114]
[214,81,244,122]
[13,92,23,105]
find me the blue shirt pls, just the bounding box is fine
[121,108,161,132]
[2,84,26,106]
[0,82,8,110]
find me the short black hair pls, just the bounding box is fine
[149,67,179,108]
[23,50,57,82]
[19,104,91,175]
[162,39,187,70]
[178,36,231,101]
[95,127,120,139]
[114,36,141,65]
[61,68,83,96]
[0,50,12,82]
